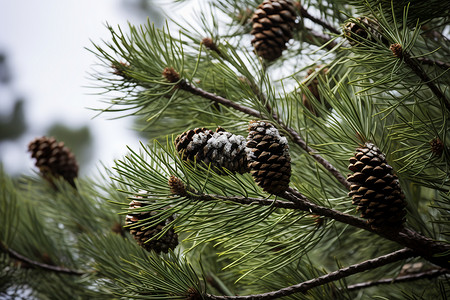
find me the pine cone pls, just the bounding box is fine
[347,143,407,230]
[112,61,133,81]
[125,198,178,254]
[251,0,297,61]
[169,175,188,197]
[174,127,249,174]
[390,43,403,58]
[343,17,384,46]
[430,137,444,157]
[28,136,78,188]
[246,121,291,194]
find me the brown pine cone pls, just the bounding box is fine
[343,17,385,46]
[347,142,407,230]
[246,120,291,194]
[28,136,78,188]
[125,198,178,254]
[251,0,297,61]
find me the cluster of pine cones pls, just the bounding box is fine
[175,121,292,195]
[27,0,410,255]
[175,126,409,233]
[122,0,410,256]
[126,121,291,254]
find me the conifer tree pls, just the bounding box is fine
[1,0,449,299]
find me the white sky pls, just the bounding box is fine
[0,0,196,176]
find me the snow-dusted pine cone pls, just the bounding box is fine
[347,143,407,230]
[251,0,297,61]
[125,198,178,254]
[28,136,78,187]
[246,121,291,194]
[174,127,249,174]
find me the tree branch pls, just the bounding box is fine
[282,188,368,227]
[192,193,301,209]
[177,80,351,190]
[0,242,85,276]
[401,51,450,112]
[178,80,263,119]
[190,188,450,269]
[284,188,450,269]
[298,5,341,35]
[346,268,449,291]
[204,248,416,299]
[283,128,351,189]
[303,26,339,51]
[416,57,450,70]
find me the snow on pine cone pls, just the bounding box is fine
[246,121,291,194]
[251,0,297,61]
[28,136,79,187]
[174,127,249,174]
[125,198,178,254]
[347,143,407,230]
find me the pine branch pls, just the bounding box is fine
[297,4,341,35]
[346,268,449,291]
[191,193,301,209]
[284,188,450,269]
[204,248,416,299]
[0,242,85,276]
[176,79,351,190]
[416,57,450,70]
[282,188,368,228]
[186,187,450,269]
[178,79,263,119]
[303,26,339,51]
[391,44,450,112]
[186,190,366,225]
[283,128,351,189]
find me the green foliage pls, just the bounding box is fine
[345,0,450,27]
[80,233,204,299]
[1,0,449,299]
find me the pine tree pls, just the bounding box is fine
[1,0,449,299]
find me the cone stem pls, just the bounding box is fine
[298,5,340,35]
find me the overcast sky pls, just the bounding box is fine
[0,0,193,176]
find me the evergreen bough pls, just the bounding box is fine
[1,0,449,299]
